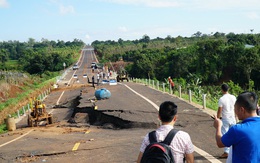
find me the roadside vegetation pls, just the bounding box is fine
[0,38,84,133]
[1,32,260,133]
[92,31,260,109]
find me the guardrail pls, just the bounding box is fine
[14,88,51,121]
[131,78,209,110]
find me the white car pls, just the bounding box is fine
[109,79,117,85]
[101,79,109,84]
[72,64,79,70]
[73,74,78,78]
[91,62,97,68]
[83,74,88,78]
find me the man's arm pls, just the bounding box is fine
[217,107,222,118]
[185,153,194,163]
[136,152,143,163]
[213,115,225,148]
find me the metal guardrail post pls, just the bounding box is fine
[22,106,26,116]
[189,90,192,103]
[152,80,154,89]
[148,79,150,87]
[28,104,31,112]
[203,94,207,109]
[163,83,165,92]
[157,81,159,90]
[17,110,20,118]
[179,86,182,98]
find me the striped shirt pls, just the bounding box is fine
[140,125,194,163]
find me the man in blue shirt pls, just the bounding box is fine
[213,91,260,163]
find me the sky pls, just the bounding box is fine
[0,0,260,44]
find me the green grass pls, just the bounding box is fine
[0,60,20,70]
[0,77,56,133]
[0,124,7,134]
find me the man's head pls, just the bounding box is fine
[235,91,259,120]
[221,84,229,93]
[159,101,177,123]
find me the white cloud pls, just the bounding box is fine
[101,0,260,10]
[0,0,9,8]
[114,26,184,40]
[59,4,74,15]
[246,12,259,20]
[181,0,260,10]
[102,0,180,8]
[118,26,128,32]
[85,34,90,39]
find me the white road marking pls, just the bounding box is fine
[0,49,88,148]
[0,129,33,148]
[56,50,85,105]
[123,84,221,163]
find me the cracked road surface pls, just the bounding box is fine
[0,47,226,163]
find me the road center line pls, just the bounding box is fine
[72,143,80,151]
[122,84,221,163]
[0,129,33,148]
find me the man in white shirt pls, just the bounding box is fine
[137,101,194,163]
[217,84,236,158]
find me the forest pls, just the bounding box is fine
[0,38,84,75]
[91,32,260,91]
[0,32,260,128]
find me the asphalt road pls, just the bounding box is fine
[0,47,226,163]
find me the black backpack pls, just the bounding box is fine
[141,129,179,163]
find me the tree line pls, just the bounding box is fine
[92,32,260,90]
[0,38,84,75]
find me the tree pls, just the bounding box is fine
[237,47,260,88]
[140,35,150,43]
[195,40,225,84]
[193,31,202,37]
[0,49,8,64]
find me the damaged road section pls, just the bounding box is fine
[68,93,158,129]
[69,106,158,129]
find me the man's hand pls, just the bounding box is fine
[213,115,222,129]
[213,115,225,148]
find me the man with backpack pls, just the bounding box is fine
[137,101,194,163]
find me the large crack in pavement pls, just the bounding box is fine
[66,93,157,129]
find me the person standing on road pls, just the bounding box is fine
[97,72,100,85]
[92,76,95,87]
[137,101,194,163]
[216,83,236,158]
[213,91,260,162]
[168,76,175,90]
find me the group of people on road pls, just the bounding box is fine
[136,82,260,163]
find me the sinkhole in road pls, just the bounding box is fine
[69,108,158,129]
[66,94,158,129]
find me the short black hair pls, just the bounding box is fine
[235,91,259,112]
[159,101,177,122]
[221,84,229,92]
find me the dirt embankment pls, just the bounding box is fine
[0,82,53,124]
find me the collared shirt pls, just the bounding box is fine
[218,94,236,119]
[221,117,260,163]
[140,125,194,163]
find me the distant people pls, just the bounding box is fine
[168,76,175,90]
[92,66,95,73]
[107,72,110,79]
[92,76,94,87]
[97,72,100,85]
[137,101,194,163]
[216,83,236,158]
[102,71,106,79]
[213,91,260,162]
